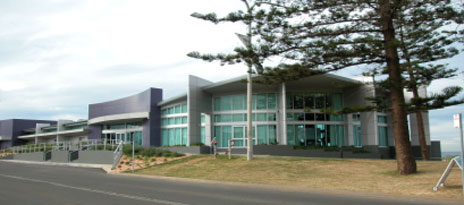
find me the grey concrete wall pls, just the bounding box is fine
[13,152,45,161]
[343,84,378,146]
[0,154,13,160]
[162,146,211,154]
[51,150,70,163]
[76,151,113,164]
[188,75,213,146]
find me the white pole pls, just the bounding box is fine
[458,113,464,196]
[132,133,135,172]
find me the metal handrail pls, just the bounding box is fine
[112,141,124,169]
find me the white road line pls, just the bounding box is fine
[0,173,189,205]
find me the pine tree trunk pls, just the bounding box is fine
[398,24,430,161]
[379,0,417,174]
[415,111,430,160]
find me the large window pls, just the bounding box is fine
[287,124,344,147]
[286,93,343,110]
[161,103,188,116]
[378,126,388,147]
[214,93,277,111]
[353,125,362,147]
[214,125,275,148]
[161,127,188,146]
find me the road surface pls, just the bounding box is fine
[0,161,455,205]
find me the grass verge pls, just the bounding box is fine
[133,155,463,199]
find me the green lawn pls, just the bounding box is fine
[133,155,463,199]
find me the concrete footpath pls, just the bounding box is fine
[0,160,112,173]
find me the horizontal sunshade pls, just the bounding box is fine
[88,112,149,125]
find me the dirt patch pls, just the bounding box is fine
[112,154,190,172]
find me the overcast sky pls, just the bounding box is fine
[0,0,463,152]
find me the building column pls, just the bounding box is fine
[281,83,287,145]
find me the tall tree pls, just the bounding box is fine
[245,0,462,174]
[394,4,463,160]
[189,0,463,174]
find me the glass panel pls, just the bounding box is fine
[257,113,267,121]
[222,114,232,122]
[316,124,326,146]
[267,113,276,121]
[267,93,276,109]
[169,129,175,146]
[378,116,387,123]
[214,98,221,111]
[305,125,316,146]
[175,105,181,114]
[161,129,168,146]
[315,94,325,109]
[233,114,245,122]
[296,125,305,146]
[287,125,295,145]
[169,118,175,125]
[286,94,293,109]
[232,95,245,110]
[175,128,181,145]
[353,125,362,147]
[257,125,268,145]
[201,115,205,123]
[201,127,205,144]
[331,93,343,110]
[127,121,142,128]
[221,126,232,148]
[315,113,325,121]
[183,117,188,124]
[214,126,221,145]
[182,127,188,145]
[214,115,221,123]
[304,94,314,109]
[378,126,388,146]
[295,113,304,121]
[269,125,276,144]
[221,96,232,111]
[305,113,314,121]
[175,117,181,125]
[233,127,244,147]
[287,113,294,121]
[182,104,187,113]
[257,94,267,110]
[294,94,304,109]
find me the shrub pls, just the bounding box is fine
[190,142,204,146]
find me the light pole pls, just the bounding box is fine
[236,0,254,161]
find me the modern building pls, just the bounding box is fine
[0,74,439,159]
[0,119,57,149]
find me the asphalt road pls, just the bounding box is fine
[0,161,456,205]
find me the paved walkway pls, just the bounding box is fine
[0,159,112,173]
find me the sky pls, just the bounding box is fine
[0,0,463,152]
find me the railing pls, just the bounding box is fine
[112,141,124,169]
[0,139,127,154]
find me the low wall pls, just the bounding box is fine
[218,145,386,159]
[0,154,13,160]
[75,151,113,164]
[51,151,70,163]
[13,152,45,161]
[161,146,210,154]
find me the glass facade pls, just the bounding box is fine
[161,127,188,146]
[287,124,344,147]
[161,103,188,116]
[213,93,277,111]
[213,125,276,148]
